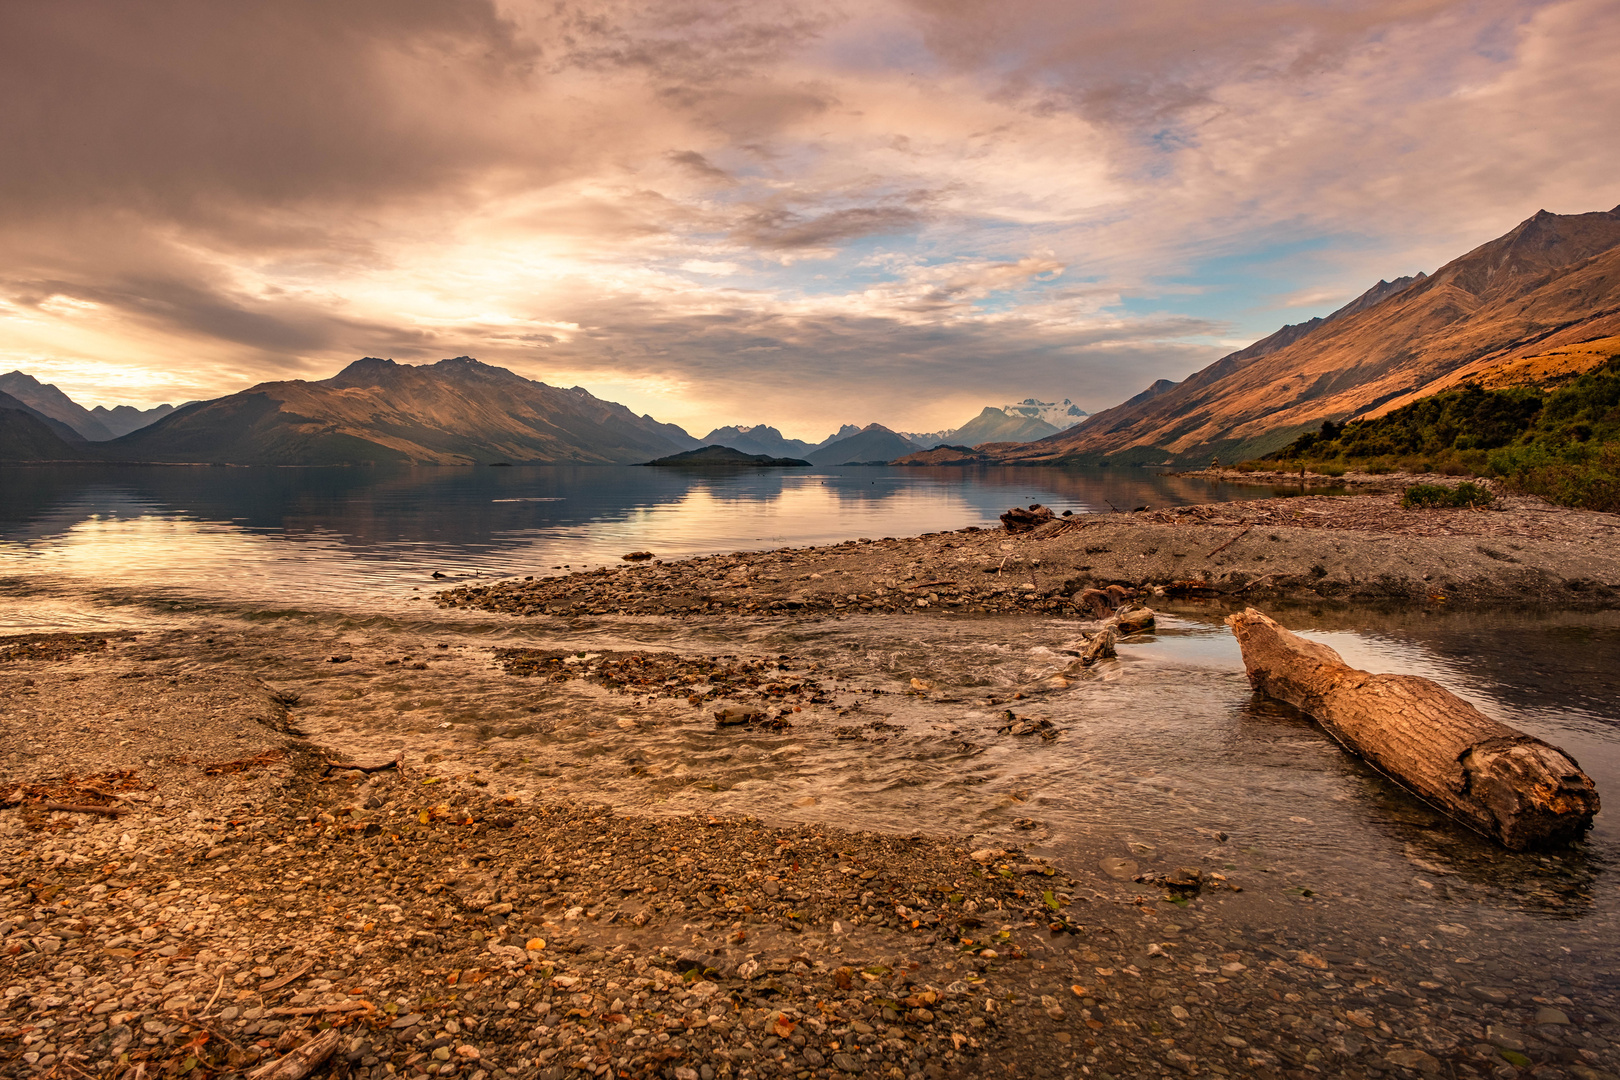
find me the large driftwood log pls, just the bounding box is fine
[1226,608,1599,850]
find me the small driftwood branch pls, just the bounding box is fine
[1226,608,1600,849]
[258,961,312,992]
[42,802,128,817]
[323,757,399,776]
[246,1027,345,1080]
[1205,525,1253,558]
[269,1000,374,1017]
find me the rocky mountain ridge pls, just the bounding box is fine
[992,206,1620,466]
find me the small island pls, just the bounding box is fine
[643,444,812,467]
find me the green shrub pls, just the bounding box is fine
[1311,463,1347,477]
[1490,443,1620,513]
[1401,482,1495,508]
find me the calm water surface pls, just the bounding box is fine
[2,463,1616,1001]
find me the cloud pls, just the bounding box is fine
[0,0,1617,429]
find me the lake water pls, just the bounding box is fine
[2,463,1617,1007]
[0,463,1302,622]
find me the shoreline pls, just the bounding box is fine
[437,490,1620,618]
[5,496,1620,1079]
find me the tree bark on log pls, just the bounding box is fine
[246,1028,344,1080]
[1226,608,1599,850]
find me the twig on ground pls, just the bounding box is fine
[1205,525,1254,558]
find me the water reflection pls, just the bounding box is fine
[0,463,1301,618]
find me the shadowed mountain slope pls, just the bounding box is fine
[699,425,814,459]
[0,391,93,461]
[805,424,920,465]
[998,206,1620,465]
[0,372,115,440]
[103,357,700,465]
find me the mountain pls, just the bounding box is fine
[0,371,182,440]
[0,390,92,460]
[949,407,1060,444]
[104,357,701,465]
[0,371,115,440]
[1000,398,1089,429]
[699,424,814,458]
[92,402,179,438]
[646,445,810,467]
[805,424,921,465]
[996,206,1620,465]
[812,424,864,451]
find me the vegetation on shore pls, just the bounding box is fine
[1254,355,1620,511]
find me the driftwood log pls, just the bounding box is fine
[246,1027,344,1080]
[1227,608,1599,850]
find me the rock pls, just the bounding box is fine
[1071,589,1115,618]
[1115,605,1156,634]
[1384,1048,1442,1072]
[1534,1006,1570,1025]
[713,706,764,726]
[1000,504,1056,533]
[1099,857,1138,880]
[622,551,654,561]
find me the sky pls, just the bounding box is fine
[2,0,1618,441]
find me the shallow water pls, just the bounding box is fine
[2,463,1616,1002]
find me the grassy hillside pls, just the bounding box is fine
[1256,353,1620,511]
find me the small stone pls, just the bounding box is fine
[1099,857,1138,880]
[1221,1035,1248,1048]
[832,1052,860,1072]
[1534,1006,1571,1025]
[1384,1049,1441,1073]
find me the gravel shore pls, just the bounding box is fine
[5,491,1620,1080]
[436,491,1620,619]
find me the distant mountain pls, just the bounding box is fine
[0,371,115,440]
[812,424,864,451]
[0,390,92,460]
[805,424,920,465]
[699,424,814,458]
[994,206,1620,466]
[646,445,810,467]
[102,357,700,465]
[1000,398,1089,430]
[0,371,181,440]
[92,402,179,438]
[949,407,1060,444]
[900,398,1087,447]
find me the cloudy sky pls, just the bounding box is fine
[2,0,1618,440]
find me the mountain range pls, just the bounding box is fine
[7,205,1616,470]
[994,205,1620,466]
[0,371,177,440]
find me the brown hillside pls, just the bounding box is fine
[999,206,1620,465]
[104,357,699,465]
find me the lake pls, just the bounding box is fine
[0,463,1303,621]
